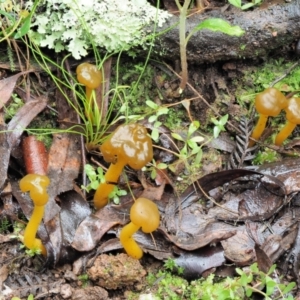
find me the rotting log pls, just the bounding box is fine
[153,0,300,63]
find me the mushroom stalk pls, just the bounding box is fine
[275,122,296,146]
[249,115,268,147]
[94,159,126,209]
[120,222,143,259]
[23,205,47,256]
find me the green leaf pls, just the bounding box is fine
[245,288,253,297]
[265,276,276,295]
[219,114,229,125]
[194,148,203,165]
[154,120,162,128]
[14,15,31,39]
[171,132,184,141]
[235,267,243,275]
[188,120,200,136]
[90,181,99,190]
[150,168,157,179]
[195,18,245,37]
[157,107,169,116]
[148,115,157,123]
[151,128,159,142]
[189,136,204,143]
[157,163,168,169]
[228,0,242,8]
[0,9,15,22]
[282,282,296,294]
[213,126,221,138]
[241,2,256,9]
[250,263,259,273]
[146,100,158,109]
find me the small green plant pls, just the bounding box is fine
[24,247,42,257]
[164,257,184,275]
[228,0,262,10]
[211,114,228,138]
[78,273,89,288]
[174,0,245,92]
[11,294,34,300]
[143,159,168,180]
[235,263,295,300]
[146,100,169,142]
[252,148,279,165]
[148,263,296,300]
[81,164,127,204]
[0,216,10,233]
[4,93,24,121]
[171,120,204,166]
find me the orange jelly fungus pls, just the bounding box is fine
[249,87,287,147]
[120,198,160,259]
[275,97,300,146]
[93,124,153,209]
[19,174,50,256]
[76,62,102,122]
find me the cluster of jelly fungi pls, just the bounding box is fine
[76,62,102,123]
[19,174,50,256]
[249,87,287,147]
[120,197,160,259]
[93,123,153,209]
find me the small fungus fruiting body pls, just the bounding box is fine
[249,87,287,147]
[120,197,160,259]
[76,62,102,122]
[93,124,153,209]
[20,174,50,256]
[275,97,300,146]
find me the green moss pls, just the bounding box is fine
[235,58,300,107]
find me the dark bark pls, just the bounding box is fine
[154,0,300,63]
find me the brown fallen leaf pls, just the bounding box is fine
[174,245,226,280]
[44,190,91,266]
[71,206,125,252]
[208,174,286,222]
[0,264,9,291]
[7,96,48,146]
[221,226,256,266]
[0,234,11,244]
[257,158,300,194]
[0,97,47,189]
[0,123,10,189]
[0,70,33,110]
[45,133,81,223]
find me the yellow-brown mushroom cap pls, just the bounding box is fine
[20,174,50,206]
[100,124,153,170]
[130,198,160,233]
[255,87,287,116]
[285,97,300,123]
[76,63,102,89]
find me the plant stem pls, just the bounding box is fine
[176,0,191,94]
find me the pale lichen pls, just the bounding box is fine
[26,0,170,59]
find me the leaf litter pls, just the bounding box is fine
[2,61,300,299]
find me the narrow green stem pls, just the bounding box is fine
[177,0,192,93]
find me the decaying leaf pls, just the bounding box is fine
[45,133,81,223]
[0,71,32,110]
